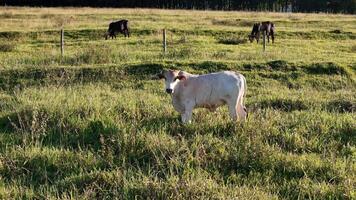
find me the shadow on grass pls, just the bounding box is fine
[327,99,355,113]
[189,61,231,73]
[335,124,356,147]
[124,63,164,78]
[255,99,308,112]
[0,61,353,91]
[217,36,248,45]
[0,67,124,91]
[139,113,244,140]
[0,108,120,151]
[304,62,348,76]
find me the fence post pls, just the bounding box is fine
[263,31,266,52]
[163,29,167,53]
[60,29,64,57]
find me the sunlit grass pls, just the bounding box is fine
[0,7,355,199]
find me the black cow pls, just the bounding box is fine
[105,20,130,40]
[249,21,275,43]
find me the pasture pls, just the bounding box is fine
[0,7,355,199]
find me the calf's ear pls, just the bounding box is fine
[176,75,186,81]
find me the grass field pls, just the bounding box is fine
[0,6,355,199]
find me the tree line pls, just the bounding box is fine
[4,0,356,14]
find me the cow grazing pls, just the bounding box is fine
[156,69,247,123]
[105,20,130,40]
[249,21,275,43]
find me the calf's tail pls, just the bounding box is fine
[236,73,248,120]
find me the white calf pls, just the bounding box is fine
[157,69,247,123]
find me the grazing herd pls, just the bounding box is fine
[105,19,275,123]
[105,19,276,44]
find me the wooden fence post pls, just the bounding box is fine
[263,31,266,52]
[60,29,64,57]
[163,29,167,53]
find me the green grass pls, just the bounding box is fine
[0,7,355,199]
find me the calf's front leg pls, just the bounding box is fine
[181,111,192,124]
[180,101,194,124]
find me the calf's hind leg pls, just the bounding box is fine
[236,94,247,121]
[228,102,238,121]
[228,95,247,121]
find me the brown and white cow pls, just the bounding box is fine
[156,69,247,123]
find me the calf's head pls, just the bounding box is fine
[156,69,186,94]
